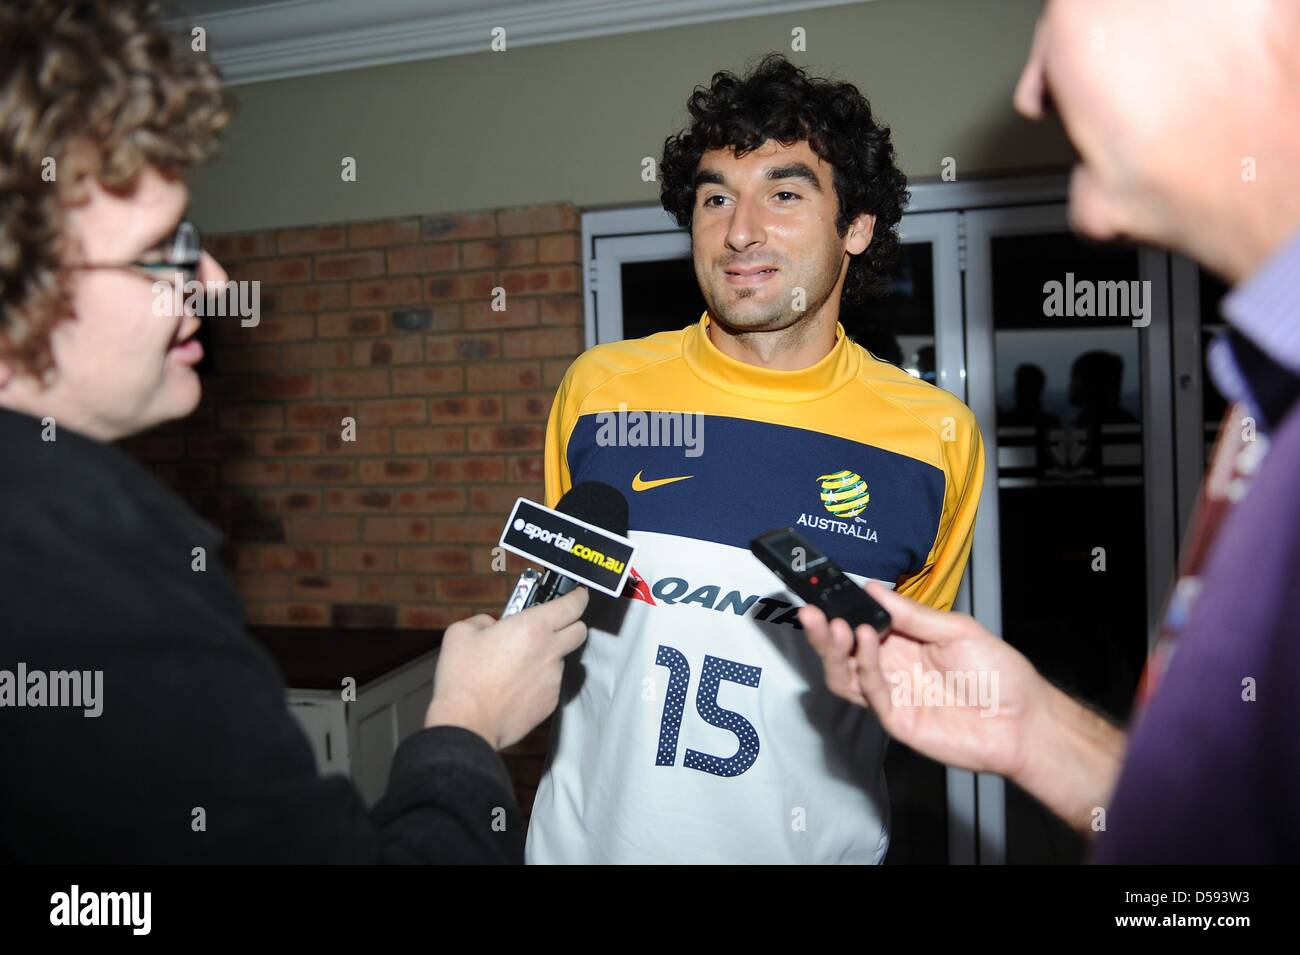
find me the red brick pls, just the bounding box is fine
[234,546,322,573]
[359,575,436,604]
[538,233,579,264]
[389,487,465,513]
[278,225,347,255]
[248,314,318,343]
[500,265,579,296]
[329,545,396,573]
[210,231,277,262]
[430,456,506,483]
[287,460,356,484]
[280,341,353,370]
[469,484,544,514]
[467,425,543,452]
[463,298,540,330]
[466,361,540,391]
[424,332,499,362]
[420,211,495,241]
[291,575,361,602]
[314,250,386,282]
[322,429,392,455]
[504,392,553,421]
[460,237,537,270]
[436,576,509,603]
[393,427,465,454]
[539,296,581,326]
[430,396,503,423]
[287,516,360,543]
[387,244,458,274]
[287,403,353,428]
[264,490,321,512]
[391,366,465,395]
[429,272,497,303]
[325,489,395,512]
[497,204,578,236]
[350,276,422,308]
[317,310,386,338]
[353,338,422,366]
[349,218,420,249]
[275,283,349,313]
[397,546,472,573]
[363,517,432,543]
[433,516,502,544]
[509,455,544,483]
[230,257,311,286]
[252,373,317,399]
[501,326,582,359]
[355,398,425,426]
[358,458,431,484]
[253,432,322,457]
[322,369,391,398]
[221,461,285,486]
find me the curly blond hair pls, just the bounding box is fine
[0,0,232,378]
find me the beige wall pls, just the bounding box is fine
[190,0,1067,234]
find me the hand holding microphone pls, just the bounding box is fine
[424,482,635,750]
[425,588,590,751]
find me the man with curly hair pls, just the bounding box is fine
[528,54,984,863]
[0,0,589,864]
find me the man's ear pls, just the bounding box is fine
[846,212,876,256]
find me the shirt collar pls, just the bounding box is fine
[1207,230,1300,428]
[682,312,861,402]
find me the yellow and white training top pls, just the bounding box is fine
[525,312,984,864]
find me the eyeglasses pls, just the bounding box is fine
[70,219,203,286]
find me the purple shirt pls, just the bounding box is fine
[1093,233,1300,862]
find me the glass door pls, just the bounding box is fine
[963,204,1177,863]
[586,208,974,864]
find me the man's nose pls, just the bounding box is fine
[1013,18,1049,120]
[725,196,766,252]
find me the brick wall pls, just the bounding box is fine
[124,202,584,632]
[120,202,586,818]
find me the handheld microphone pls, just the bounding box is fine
[499,481,634,617]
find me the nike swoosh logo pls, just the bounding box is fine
[631,470,694,492]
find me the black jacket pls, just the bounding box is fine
[0,406,522,863]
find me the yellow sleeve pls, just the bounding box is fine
[543,364,577,509]
[894,405,985,611]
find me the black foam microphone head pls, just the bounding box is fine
[554,481,629,537]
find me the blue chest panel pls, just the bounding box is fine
[566,413,945,581]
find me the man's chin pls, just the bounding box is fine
[1068,165,1125,242]
[708,297,793,332]
[153,374,203,429]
